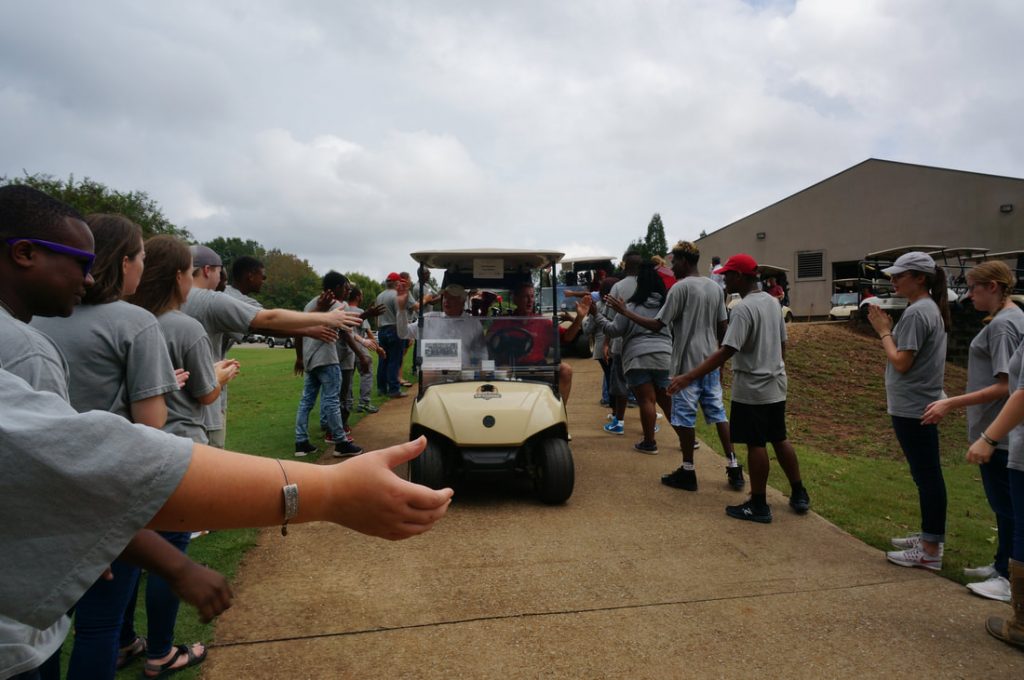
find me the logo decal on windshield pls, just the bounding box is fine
[474,384,502,400]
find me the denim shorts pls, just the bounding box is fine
[625,368,670,389]
[670,369,727,428]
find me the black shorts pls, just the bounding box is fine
[730,400,788,447]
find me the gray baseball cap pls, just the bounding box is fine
[190,245,222,268]
[883,251,935,276]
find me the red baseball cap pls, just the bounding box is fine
[386,272,402,282]
[717,253,758,276]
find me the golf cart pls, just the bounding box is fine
[828,278,868,320]
[857,245,947,317]
[539,255,617,358]
[928,246,990,301]
[406,249,575,505]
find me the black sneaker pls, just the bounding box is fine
[634,440,658,454]
[661,467,698,491]
[294,440,318,457]
[789,487,810,514]
[332,440,364,457]
[726,464,745,490]
[725,500,772,524]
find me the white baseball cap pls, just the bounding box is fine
[882,251,936,276]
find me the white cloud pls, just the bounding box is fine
[2,0,1023,280]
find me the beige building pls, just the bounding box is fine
[695,159,1024,318]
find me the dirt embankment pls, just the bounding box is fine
[735,322,967,461]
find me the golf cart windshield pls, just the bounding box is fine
[418,314,559,388]
[831,292,859,306]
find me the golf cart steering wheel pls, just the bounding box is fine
[487,326,534,362]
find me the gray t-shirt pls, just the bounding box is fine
[657,275,728,374]
[593,293,672,374]
[0,368,192,637]
[222,285,264,350]
[158,311,219,444]
[33,301,178,419]
[722,291,788,405]
[376,288,399,327]
[606,276,637,355]
[181,288,260,431]
[1007,343,1024,471]
[885,298,948,419]
[0,307,69,400]
[966,306,1024,446]
[302,296,340,371]
[0,312,72,677]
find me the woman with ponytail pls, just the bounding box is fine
[922,261,1024,601]
[867,251,950,571]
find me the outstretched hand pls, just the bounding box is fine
[576,295,593,316]
[362,304,386,320]
[214,359,241,386]
[327,309,364,329]
[315,290,336,312]
[329,436,453,540]
[921,399,951,425]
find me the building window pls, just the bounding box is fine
[796,250,825,280]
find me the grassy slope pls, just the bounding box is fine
[696,323,995,580]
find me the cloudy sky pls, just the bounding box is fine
[2,0,1022,280]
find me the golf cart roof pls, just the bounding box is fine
[833,277,874,286]
[559,255,617,270]
[410,249,564,270]
[987,249,1024,260]
[928,247,990,259]
[757,264,789,276]
[410,249,564,291]
[865,245,947,260]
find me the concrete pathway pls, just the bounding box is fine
[204,359,1023,679]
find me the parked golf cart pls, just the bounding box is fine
[540,255,617,358]
[928,246,990,303]
[828,278,868,320]
[406,249,575,505]
[857,244,947,318]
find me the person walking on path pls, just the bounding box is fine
[966,326,1024,649]
[375,273,411,398]
[867,251,951,571]
[667,253,809,524]
[606,241,742,490]
[922,261,1024,601]
[592,262,673,454]
[602,251,641,435]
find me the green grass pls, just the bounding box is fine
[60,344,417,679]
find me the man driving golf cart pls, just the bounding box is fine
[395,282,487,367]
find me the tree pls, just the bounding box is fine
[344,272,384,305]
[204,237,267,280]
[0,172,193,240]
[626,212,668,261]
[259,249,322,310]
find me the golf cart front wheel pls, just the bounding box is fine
[410,438,447,490]
[536,437,574,505]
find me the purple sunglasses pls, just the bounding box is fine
[5,238,96,275]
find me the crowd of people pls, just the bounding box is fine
[2,180,1023,679]
[0,185,453,679]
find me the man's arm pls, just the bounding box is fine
[602,294,665,332]
[251,307,362,333]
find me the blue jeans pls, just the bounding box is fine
[376,325,404,396]
[67,560,141,680]
[1010,466,1024,562]
[597,358,610,403]
[979,449,1015,577]
[891,416,946,543]
[120,531,192,660]
[296,364,344,442]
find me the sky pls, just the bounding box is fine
[2,0,1023,281]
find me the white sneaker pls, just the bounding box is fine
[886,546,942,571]
[964,563,997,580]
[966,575,1011,602]
[890,533,921,549]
